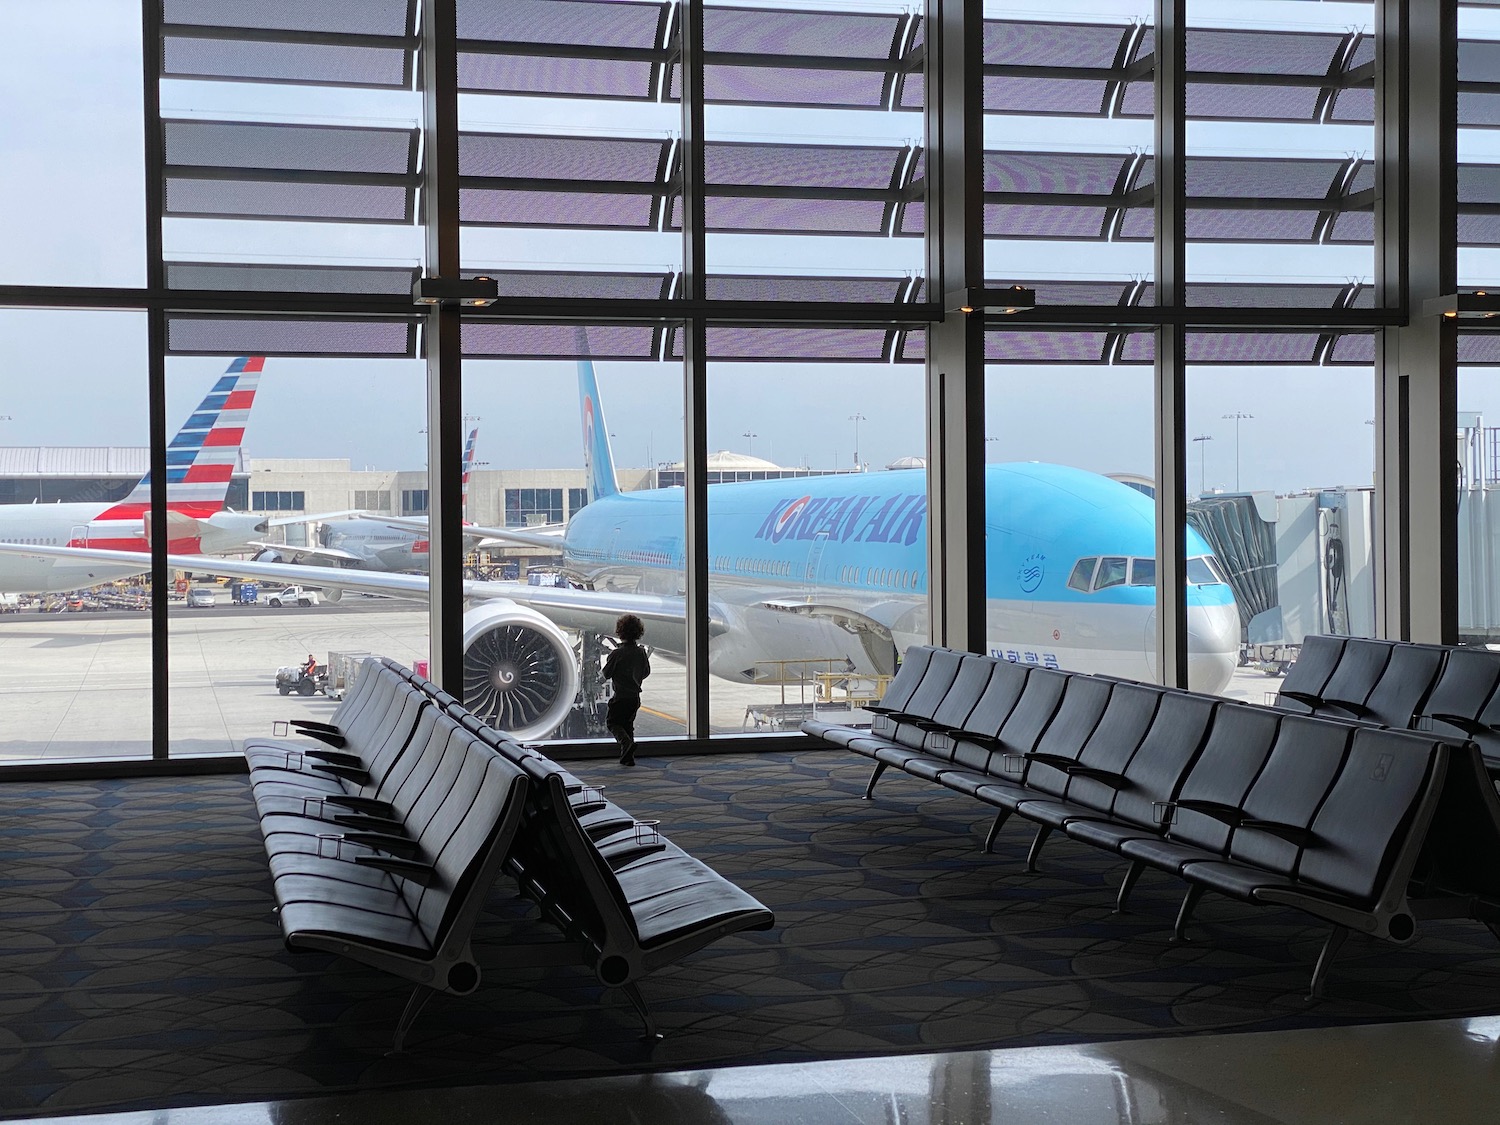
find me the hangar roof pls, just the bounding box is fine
[0,448,245,477]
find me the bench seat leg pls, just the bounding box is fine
[1025,825,1053,873]
[1115,859,1146,914]
[1308,925,1350,1001]
[390,985,436,1055]
[863,761,889,800]
[983,809,1013,854]
[1172,884,1206,943]
[621,981,664,1041]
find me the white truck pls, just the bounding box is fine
[266,585,320,608]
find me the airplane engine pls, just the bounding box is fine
[461,600,580,741]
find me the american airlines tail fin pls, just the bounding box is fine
[98,356,263,522]
[577,357,620,503]
[462,426,479,514]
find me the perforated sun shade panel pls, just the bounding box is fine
[163,0,414,36]
[703,276,914,302]
[166,262,419,294]
[166,317,416,357]
[1184,333,1325,364]
[985,76,1110,116]
[461,54,658,98]
[163,37,411,87]
[486,271,673,300]
[458,0,665,47]
[688,326,897,362]
[984,21,1131,68]
[985,332,1111,363]
[460,134,668,182]
[462,323,661,359]
[1187,28,1345,75]
[983,280,1138,306]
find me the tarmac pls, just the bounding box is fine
[0,598,1279,763]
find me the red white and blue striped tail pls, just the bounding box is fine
[97,356,263,522]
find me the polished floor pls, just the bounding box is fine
[22,1015,1500,1125]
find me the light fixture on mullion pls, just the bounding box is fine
[413,275,499,308]
[1424,291,1500,319]
[949,285,1037,316]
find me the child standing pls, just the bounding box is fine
[602,613,651,766]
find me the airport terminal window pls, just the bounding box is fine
[353,490,392,512]
[252,491,305,512]
[568,488,588,517]
[505,488,565,527]
[402,490,429,515]
[1067,558,1098,593]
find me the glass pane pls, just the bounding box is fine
[159,6,424,291]
[1460,6,1500,285]
[982,6,1153,296]
[0,309,151,761]
[2,3,145,286]
[1187,334,1376,702]
[1184,2,1375,300]
[462,331,687,743]
[982,329,1187,686]
[167,352,429,757]
[708,328,927,735]
[1458,349,1500,643]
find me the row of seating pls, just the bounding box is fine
[1276,634,1500,775]
[244,658,773,1048]
[802,646,1500,997]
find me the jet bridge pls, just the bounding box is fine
[1188,486,1375,672]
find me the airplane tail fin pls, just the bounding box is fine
[98,356,263,521]
[461,426,479,514]
[577,357,620,503]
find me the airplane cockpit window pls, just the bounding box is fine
[1187,556,1227,585]
[1067,557,1097,593]
[1094,556,1128,591]
[1129,558,1155,586]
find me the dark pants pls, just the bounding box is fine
[606,693,641,759]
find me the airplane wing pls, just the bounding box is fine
[245,541,365,566]
[357,513,565,551]
[263,509,369,528]
[0,543,720,643]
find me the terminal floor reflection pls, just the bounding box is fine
[30,1015,1500,1125]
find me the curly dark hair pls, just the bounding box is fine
[615,613,645,642]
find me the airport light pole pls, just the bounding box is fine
[849,412,866,469]
[1192,433,1212,494]
[742,430,757,456]
[1222,411,1252,490]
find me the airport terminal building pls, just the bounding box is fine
[5,0,1500,1123]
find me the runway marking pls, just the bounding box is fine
[640,705,683,722]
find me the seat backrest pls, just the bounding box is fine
[1229,713,1353,876]
[948,663,1030,772]
[1276,635,1347,712]
[1107,690,1217,829]
[1166,701,1281,853]
[339,667,409,750]
[1296,727,1444,904]
[993,666,1068,757]
[407,739,529,964]
[1361,643,1446,728]
[877,648,964,734]
[897,654,995,751]
[326,657,385,729]
[1420,646,1500,737]
[873,645,937,714]
[1318,638,1395,714]
[372,704,460,810]
[1020,675,1114,798]
[353,687,431,797]
[1062,682,1164,814]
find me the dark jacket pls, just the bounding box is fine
[603,641,651,698]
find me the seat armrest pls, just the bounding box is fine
[353,854,435,885]
[864,704,898,715]
[289,719,341,734]
[310,761,369,783]
[1025,752,1079,770]
[1063,766,1128,786]
[1278,689,1324,708]
[324,794,393,816]
[956,731,1005,750]
[296,727,348,750]
[914,719,951,732]
[1240,819,1317,845]
[343,831,422,858]
[1320,698,1373,719]
[332,812,406,834]
[1432,712,1490,737]
[1174,799,1245,825]
[306,748,361,768]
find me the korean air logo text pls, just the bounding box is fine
[755,493,927,546]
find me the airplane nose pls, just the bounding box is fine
[1186,601,1241,695]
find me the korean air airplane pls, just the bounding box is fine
[0,358,1239,739]
[250,428,481,573]
[0,357,267,595]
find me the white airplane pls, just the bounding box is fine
[249,428,486,574]
[0,357,267,595]
[0,359,1240,742]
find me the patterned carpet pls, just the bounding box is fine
[6,748,1500,1118]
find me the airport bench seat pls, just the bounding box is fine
[804,646,1500,997]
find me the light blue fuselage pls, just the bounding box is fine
[558,462,1239,693]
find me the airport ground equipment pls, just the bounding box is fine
[243,658,774,1047]
[274,665,328,696]
[804,647,1500,998]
